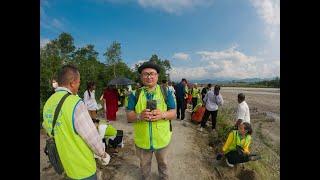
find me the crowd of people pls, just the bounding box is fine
[43,62,260,180]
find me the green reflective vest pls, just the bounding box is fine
[43,91,96,179]
[134,85,172,150]
[192,88,200,98]
[224,130,251,154]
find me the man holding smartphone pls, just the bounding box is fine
[126,61,176,180]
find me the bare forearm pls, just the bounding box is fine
[127,111,138,123]
[164,109,176,120]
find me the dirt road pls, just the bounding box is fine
[40,87,280,180]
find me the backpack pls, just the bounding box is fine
[134,85,172,131]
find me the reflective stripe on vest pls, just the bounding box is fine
[43,91,96,179]
[134,85,172,150]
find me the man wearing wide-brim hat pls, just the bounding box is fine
[126,61,176,180]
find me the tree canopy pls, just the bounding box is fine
[40,32,172,123]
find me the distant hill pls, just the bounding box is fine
[187,77,272,84]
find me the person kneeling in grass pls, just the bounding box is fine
[216,122,260,167]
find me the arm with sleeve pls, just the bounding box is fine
[237,104,246,121]
[216,94,224,106]
[83,90,89,106]
[74,101,106,157]
[203,93,208,104]
[126,93,136,111]
[242,136,251,154]
[222,132,234,153]
[166,90,176,110]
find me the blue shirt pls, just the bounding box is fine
[175,82,185,100]
[127,86,176,111]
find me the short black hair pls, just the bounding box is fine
[162,79,167,84]
[214,85,220,91]
[181,78,187,83]
[57,64,79,86]
[238,93,245,101]
[242,122,252,135]
[208,83,212,88]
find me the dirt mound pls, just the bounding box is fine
[237,168,258,180]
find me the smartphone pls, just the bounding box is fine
[146,99,157,111]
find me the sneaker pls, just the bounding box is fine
[225,159,234,167]
[197,127,203,132]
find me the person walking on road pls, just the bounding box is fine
[175,78,188,120]
[198,85,223,133]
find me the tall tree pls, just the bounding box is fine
[133,54,172,83]
[148,54,171,82]
[103,41,121,78]
[55,32,76,64]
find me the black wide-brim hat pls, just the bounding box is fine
[138,61,161,74]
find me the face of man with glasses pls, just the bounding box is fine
[140,68,158,88]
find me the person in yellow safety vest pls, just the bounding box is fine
[98,120,124,148]
[191,83,201,113]
[42,65,110,180]
[126,61,176,180]
[216,122,261,167]
[192,94,203,113]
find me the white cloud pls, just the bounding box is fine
[169,47,279,81]
[40,2,65,32]
[169,66,209,81]
[137,0,214,14]
[40,38,50,48]
[52,18,64,29]
[172,52,190,60]
[250,0,279,26]
[249,0,280,39]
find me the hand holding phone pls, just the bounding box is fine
[146,100,157,111]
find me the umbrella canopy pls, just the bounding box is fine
[108,77,134,86]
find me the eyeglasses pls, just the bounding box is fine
[142,72,158,78]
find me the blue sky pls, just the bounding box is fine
[41,0,280,81]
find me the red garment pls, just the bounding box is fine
[103,88,119,121]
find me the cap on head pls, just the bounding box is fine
[138,61,161,74]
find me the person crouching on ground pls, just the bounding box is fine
[216,122,260,167]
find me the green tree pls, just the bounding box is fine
[133,54,172,83]
[149,54,171,82]
[56,32,76,63]
[103,41,121,78]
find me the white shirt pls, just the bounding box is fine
[203,89,223,111]
[83,90,99,111]
[237,101,250,123]
[168,85,176,98]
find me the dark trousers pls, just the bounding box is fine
[176,99,186,120]
[200,109,218,129]
[192,98,197,111]
[225,150,250,164]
